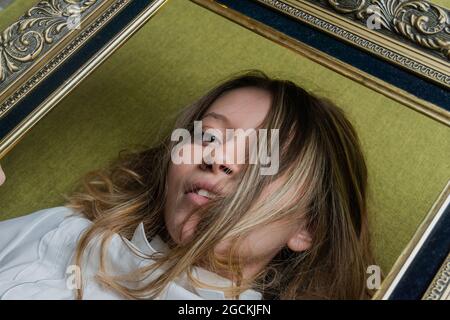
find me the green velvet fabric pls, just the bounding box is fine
[0,0,449,275]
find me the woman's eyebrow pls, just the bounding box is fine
[202,112,230,125]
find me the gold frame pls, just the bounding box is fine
[0,0,119,103]
[374,182,450,299]
[0,0,169,159]
[256,0,450,89]
[0,0,448,300]
[191,0,449,127]
[423,252,450,300]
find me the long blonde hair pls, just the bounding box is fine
[65,70,376,299]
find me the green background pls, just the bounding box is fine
[0,0,449,275]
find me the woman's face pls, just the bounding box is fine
[164,87,311,279]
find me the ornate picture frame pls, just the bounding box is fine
[0,0,448,300]
[0,0,168,158]
[254,0,450,89]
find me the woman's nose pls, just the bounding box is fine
[198,131,250,177]
[200,162,235,176]
[199,161,236,176]
[199,144,241,176]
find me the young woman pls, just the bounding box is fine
[0,70,375,299]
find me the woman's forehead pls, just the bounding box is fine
[205,87,272,129]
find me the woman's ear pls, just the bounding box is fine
[286,227,312,252]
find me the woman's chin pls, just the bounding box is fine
[179,213,201,244]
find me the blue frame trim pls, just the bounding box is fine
[389,203,450,300]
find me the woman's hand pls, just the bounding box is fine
[0,164,5,186]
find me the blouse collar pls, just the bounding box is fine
[129,222,262,300]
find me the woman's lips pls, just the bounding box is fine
[184,186,218,207]
[181,187,219,243]
[185,191,211,206]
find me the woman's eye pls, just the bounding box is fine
[202,131,217,143]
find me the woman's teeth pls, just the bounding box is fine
[196,188,214,199]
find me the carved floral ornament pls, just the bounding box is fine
[0,0,97,83]
[326,0,450,59]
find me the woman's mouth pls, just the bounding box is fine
[195,188,216,199]
[184,181,221,206]
[180,182,222,242]
[185,188,217,206]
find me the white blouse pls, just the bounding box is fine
[0,206,262,300]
